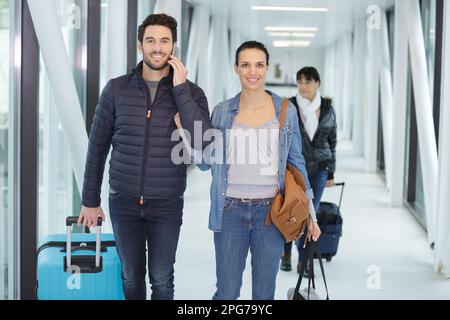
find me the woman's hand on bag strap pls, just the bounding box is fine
[307,217,321,242]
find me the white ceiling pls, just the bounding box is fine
[186,0,395,48]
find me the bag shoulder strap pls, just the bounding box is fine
[279,99,289,129]
[294,240,330,300]
[275,99,290,195]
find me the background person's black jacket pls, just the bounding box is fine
[289,96,337,180]
[82,62,210,207]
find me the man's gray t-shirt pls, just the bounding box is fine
[146,80,159,104]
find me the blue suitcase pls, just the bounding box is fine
[298,182,344,262]
[37,217,124,300]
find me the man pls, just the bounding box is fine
[78,13,210,300]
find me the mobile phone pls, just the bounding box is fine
[172,44,180,59]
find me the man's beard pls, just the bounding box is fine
[143,53,169,71]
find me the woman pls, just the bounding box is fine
[280,67,337,275]
[187,41,321,300]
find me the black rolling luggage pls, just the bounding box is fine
[315,182,344,261]
[298,182,345,262]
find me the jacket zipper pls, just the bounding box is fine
[138,80,161,206]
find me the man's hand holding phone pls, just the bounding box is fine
[168,54,188,87]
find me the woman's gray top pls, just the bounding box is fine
[226,116,280,199]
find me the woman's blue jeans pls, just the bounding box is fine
[213,197,285,300]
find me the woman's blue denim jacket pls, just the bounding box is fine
[197,91,313,232]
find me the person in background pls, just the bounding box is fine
[280,66,337,275]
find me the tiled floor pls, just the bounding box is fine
[165,146,450,300]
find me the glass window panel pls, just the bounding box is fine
[137,0,155,63]
[422,0,437,103]
[38,0,87,243]
[0,0,10,300]
[180,0,192,63]
[404,56,426,228]
[100,0,108,90]
[387,10,395,76]
[415,149,426,220]
[402,0,438,228]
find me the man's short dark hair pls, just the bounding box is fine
[235,41,270,66]
[297,66,321,84]
[138,13,178,43]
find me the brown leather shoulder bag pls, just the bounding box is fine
[265,99,311,242]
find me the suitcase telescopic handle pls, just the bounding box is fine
[66,216,103,271]
[332,182,345,211]
[66,216,103,227]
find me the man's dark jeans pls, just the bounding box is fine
[109,193,183,300]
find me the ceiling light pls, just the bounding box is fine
[268,32,316,38]
[252,6,328,12]
[268,32,291,37]
[292,33,316,38]
[265,26,319,32]
[273,40,311,48]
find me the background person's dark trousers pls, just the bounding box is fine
[281,242,293,271]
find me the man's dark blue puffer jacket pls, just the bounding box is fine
[82,62,210,207]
